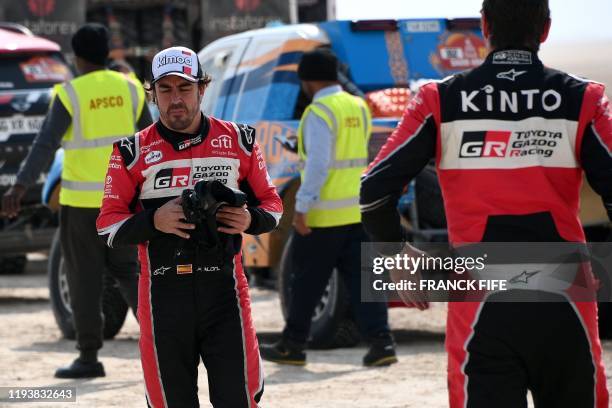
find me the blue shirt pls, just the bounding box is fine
[295,85,343,213]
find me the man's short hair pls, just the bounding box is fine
[482,0,550,51]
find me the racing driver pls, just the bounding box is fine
[360,0,610,407]
[96,46,282,407]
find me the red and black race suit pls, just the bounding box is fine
[97,116,282,407]
[361,49,611,408]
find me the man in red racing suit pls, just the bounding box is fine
[360,1,610,407]
[97,46,282,407]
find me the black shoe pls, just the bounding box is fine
[363,341,398,367]
[260,338,306,366]
[54,358,106,379]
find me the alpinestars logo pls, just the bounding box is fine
[240,124,254,144]
[153,266,171,276]
[460,131,510,158]
[509,270,540,284]
[120,137,134,157]
[496,69,527,82]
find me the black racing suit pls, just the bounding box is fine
[97,116,283,407]
[360,49,611,408]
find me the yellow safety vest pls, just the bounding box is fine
[297,91,371,228]
[55,70,145,207]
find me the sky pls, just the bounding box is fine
[335,0,612,44]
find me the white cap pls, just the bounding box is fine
[151,46,201,84]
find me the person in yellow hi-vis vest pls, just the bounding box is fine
[1,24,152,378]
[260,49,397,367]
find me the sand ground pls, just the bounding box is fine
[0,253,611,408]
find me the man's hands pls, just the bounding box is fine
[389,243,430,311]
[293,212,311,236]
[154,198,252,238]
[1,184,26,218]
[153,197,195,239]
[216,204,251,234]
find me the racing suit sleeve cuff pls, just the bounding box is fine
[112,208,162,246]
[245,207,278,235]
[294,199,311,214]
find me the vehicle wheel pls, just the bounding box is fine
[0,255,27,275]
[247,266,276,289]
[48,230,128,340]
[279,233,360,349]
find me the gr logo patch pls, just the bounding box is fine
[459,131,511,158]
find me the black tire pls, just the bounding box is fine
[278,233,360,349]
[48,230,128,340]
[0,255,27,275]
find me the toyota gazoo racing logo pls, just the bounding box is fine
[460,131,510,158]
[154,168,190,189]
[178,135,202,151]
[460,130,562,159]
[153,165,233,189]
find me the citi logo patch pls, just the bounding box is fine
[177,264,193,274]
[459,131,510,158]
[211,134,232,149]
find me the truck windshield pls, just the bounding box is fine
[200,48,235,116]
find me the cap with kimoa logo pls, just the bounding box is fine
[151,46,202,84]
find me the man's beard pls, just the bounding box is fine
[163,103,197,131]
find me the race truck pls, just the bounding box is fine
[195,18,612,346]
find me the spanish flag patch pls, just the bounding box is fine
[177,264,193,274]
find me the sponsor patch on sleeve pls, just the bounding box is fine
[234,123,256,155]
[115,134,139,169]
